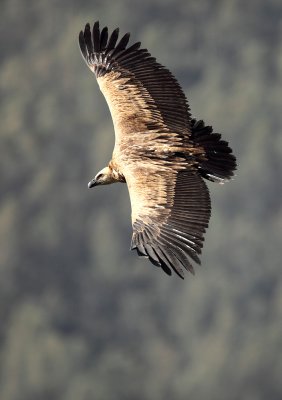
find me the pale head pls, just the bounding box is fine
[88,166,116,188]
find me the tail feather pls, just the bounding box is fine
[191,119,237,183]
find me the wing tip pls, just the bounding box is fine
[131,238,197,279]
[79,21,143,74]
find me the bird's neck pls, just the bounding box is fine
[108,160,125,183]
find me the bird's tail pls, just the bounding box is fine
[191,119,237,183]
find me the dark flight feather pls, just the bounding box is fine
[100,27,108,51]
[92,21,101,52]
[106,28,119,53]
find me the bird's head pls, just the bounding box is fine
[88,166,115,188]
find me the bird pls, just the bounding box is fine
[78,21,237,279]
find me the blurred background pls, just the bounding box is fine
[1,0,282,399]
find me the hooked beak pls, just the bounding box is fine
[88,179,97,189]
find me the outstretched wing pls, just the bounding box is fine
[79,22,192,153]
[125,163,211,278]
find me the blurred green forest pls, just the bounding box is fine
[1,0,282,399]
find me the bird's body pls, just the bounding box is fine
[79,22,237,278]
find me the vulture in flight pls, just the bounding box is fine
[79,21,237,279]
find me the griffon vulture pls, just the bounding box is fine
[79,21,237,278]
